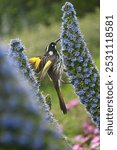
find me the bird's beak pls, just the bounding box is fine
[55,38,60,45]
[40,60,52,80]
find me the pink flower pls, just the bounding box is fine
[72,144,81,150]
[91,136,100,144]
[66,99,79,110]
[90,135,100,149]
[87,125,95,133]
[93,128,99,134]
[72,144,88,150]
[91,142,100,149]
[81,136,90,143]
[74,135,83,143]
[83,122,97,135]
[74,135,90,144]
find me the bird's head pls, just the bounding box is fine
[46,38,60,56]
[40,38,60,80]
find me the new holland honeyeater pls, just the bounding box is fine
[29,39,67,114]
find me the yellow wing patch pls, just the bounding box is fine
[40,60,52,80]
[29,57,41,70]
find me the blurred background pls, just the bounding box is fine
[0,0,100,148]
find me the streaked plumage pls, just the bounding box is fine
[29,40,67,114]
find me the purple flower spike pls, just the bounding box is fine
[61,2,100,128]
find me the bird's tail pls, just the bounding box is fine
[54,81,67,114]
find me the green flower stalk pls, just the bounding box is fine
[61,2,100,128]
[9,39,59,128]
[0,49,69,150]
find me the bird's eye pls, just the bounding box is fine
[51,44,54,47]
[49,51,53,56]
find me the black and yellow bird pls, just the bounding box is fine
[29,39,67,114]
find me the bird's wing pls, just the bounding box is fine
[29,56,41,70]
[40,60,52,80]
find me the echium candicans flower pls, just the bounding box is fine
[61,2,100,128]
[9,39,41,98]
[0,49,69,150]
[9,39,59,128]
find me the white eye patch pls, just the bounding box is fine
[49,51,53,56]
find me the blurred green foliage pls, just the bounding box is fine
[0,0,99,34]
[4,8,100,65]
